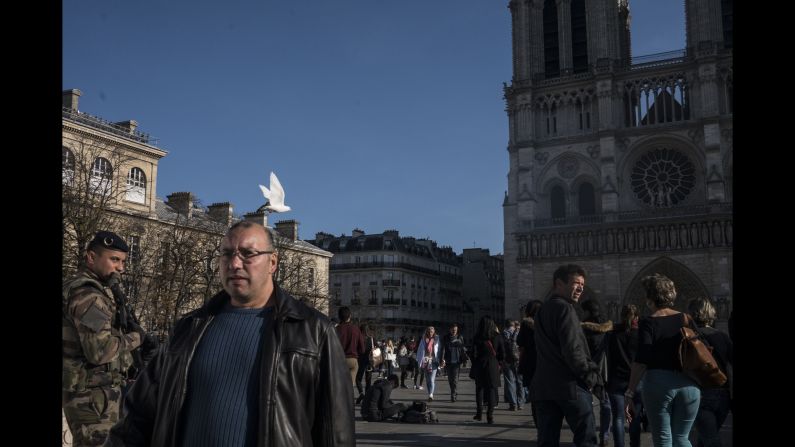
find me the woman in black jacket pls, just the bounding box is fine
[688,297,732,447]
[625,274,701,447]
[355,324,375,403]
[607,304,644,447]
[471,315,504,424]
[581,299,614,446]
[517,299,542,427]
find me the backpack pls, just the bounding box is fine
[410,401,428,413]
[401,408,438,424]
[503,331,520,363]
[679,314,727,388]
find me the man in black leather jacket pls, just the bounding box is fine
[530,264,601,447]
[105,221,354,446]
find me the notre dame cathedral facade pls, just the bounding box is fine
[502,0,732,325]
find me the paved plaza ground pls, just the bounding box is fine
[63,368,732,446]
[354,368,732,447]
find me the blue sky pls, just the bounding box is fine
[63,0,685,254]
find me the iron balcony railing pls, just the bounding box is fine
[627,49,687,70]
[332,262,440,276]
[63,107,159,145]
[519,48,692,88]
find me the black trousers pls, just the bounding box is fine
[355,358,372,395]
[446,363,461,398]
[365,402,407,422]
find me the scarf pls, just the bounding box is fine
[425,336,434,356]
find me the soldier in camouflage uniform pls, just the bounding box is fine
[63,231,143,446]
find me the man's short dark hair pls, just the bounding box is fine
[227,221,275,249]
[338,307,352,322]
[387,374,399,387]
[553,264,586,286]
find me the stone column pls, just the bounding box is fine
[517,145,538,220]
[557,0,573,75]
[599,134,618,212]
[530,0,545,77]
[511,0,531,81]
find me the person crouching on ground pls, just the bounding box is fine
[361,374,407,422]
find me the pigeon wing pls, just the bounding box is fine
[259,184,272,199]
[269,172,286,206]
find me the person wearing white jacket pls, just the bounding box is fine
[415,326,441,401]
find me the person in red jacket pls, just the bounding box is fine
[336,306,365,403]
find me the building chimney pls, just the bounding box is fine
[275,220,300,242]
[352,228,365,238]
[244,210,268,227]
[207,202,234,227]
[115,120,138,134]
[166,192,195,218]
[63,89,82,111]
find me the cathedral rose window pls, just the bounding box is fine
[631,148,695,207]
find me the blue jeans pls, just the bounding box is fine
[516,371,526,404]
[608,388,644,447]
[591,387,611,444]
[424,367,438,396]
[693,388,730,447]
[503,363,521,405]
[643,369,700,447]
[534,385,598,447]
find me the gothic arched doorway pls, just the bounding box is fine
[622,257,710,316]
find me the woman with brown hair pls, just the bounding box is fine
[607,304,644,447]
[471,316,505,424]
[517,299,543,428]
[624,274,701,447]
[688,297,732,447]
[415,326,441,401]
[355,324,375,404]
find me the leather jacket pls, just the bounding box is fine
[105,285,355,447]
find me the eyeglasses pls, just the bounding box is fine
[220,248,274,263]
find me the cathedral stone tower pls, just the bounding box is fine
[502,0,732,324]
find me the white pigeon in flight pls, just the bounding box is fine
[259,171,292,213]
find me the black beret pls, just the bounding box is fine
[89,230,129,253]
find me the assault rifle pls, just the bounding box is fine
[108,273,159,379]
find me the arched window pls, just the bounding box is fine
[126,167,147,204]
[571,0,588,73]
[543,0,560,78]
[90,157,113,192]
[551,185,566,220]
[62,147,75,185]
[578,182,596,215]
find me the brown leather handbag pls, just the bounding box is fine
[679,314,727,388]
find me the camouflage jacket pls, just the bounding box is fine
[62,268,142,392]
